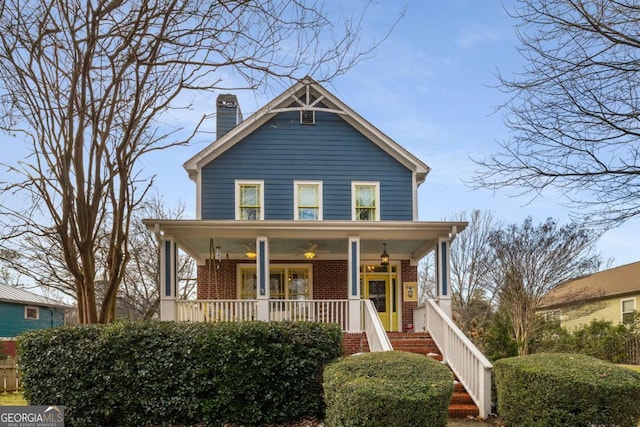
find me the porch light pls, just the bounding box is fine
[246,251,257,259]
[380,243,389,266]
[304,250,316,259]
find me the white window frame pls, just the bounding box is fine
[25,306,39,320]
[294,181,323,220]
[621,298,636,324]
[235,180,264,220]
[351,181,380,221]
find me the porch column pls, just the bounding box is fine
[436,237,452,318]
[347,237,361,332]
[160,237,178,321]
[256,236,270,321]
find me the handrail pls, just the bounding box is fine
[416,300,493,419]
[362,300,392,352]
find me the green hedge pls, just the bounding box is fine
[323,351,453,427]
[17,320,342,426]
[494,353,640,427]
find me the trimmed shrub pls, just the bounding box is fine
[323,351,453,427]
[494,353,640,427]
[17,320,342,426]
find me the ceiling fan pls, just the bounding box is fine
[294,243,329,259]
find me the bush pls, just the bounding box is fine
[323,351,453,427]
[17,320,342,426]
[494,353,640,427]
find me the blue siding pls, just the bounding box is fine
[0,301,65,337]
[201,111,413,220]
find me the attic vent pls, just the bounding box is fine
[300,110,315,125]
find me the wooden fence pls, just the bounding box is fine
[1,358,21,393]
[625,335,640,365]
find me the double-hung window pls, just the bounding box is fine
[236,180,264,220]
[622,299,636,324]
[352,182,380,221]
[294,181,322,220]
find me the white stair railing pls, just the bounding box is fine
[362,300,392,352]
[414,300,493,419]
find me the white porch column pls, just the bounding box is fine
[347,237,361,332]
[256,236,270,321]
[160,237,178,321]
[436,237,452,318]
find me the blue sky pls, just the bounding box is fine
[3,1,638,268]
[144,1,637,268]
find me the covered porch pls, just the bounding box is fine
[144,219,464,332]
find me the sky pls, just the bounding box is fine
[3,1,638,269]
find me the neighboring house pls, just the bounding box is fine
[540,261,640,331]
[144,77,492,418]
[0,284,69,357]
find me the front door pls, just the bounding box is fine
[365,275,396,331]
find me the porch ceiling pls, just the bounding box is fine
[142,219,467,264]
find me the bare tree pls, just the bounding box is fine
[118,194,196,320]
[448,209,500,336]
[418,253,436,304]
[0,0,392,323]
[489,217,602,355]
[474,0,640,227]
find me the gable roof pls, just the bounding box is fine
[0,283,70,308]
[540,261,640,309]
[183,77,431,183]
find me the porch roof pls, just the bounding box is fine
[143,219,466,265]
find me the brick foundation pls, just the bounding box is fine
[342,332,369,355]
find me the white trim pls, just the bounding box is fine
[196,170,202,220]
[351,181,380,221]
[235,180,264,220]
[412,171,419,220]
[293,180,323,220]
[24,306,39,320]
[621,298,636,323]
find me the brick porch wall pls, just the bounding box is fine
[401,260,418,331]
[197,259,349,300]
[196,259,419,327]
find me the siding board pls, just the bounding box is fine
[201,111,413,220]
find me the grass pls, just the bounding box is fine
[0,392,27,406]
[620,364,640,373]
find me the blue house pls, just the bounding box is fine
[144,77,492,418]
[0,283,68,357]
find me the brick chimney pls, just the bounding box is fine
[216,94,243,139]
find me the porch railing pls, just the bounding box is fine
[362,299,393,352]
[177,300,257,322]
[414,300,493,419]
[177,299,350,329]
[268,299,349,330]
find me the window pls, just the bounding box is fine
[352,182,380,221]
[236,180,263,220]
[300,110,315,125]
[25,306,39,320]
[622,299,636,324]
[239,265,311,300]
[294,181,322,220]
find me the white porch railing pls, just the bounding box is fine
[177,299,351,329]
[268,299,349,330]
[362,299,393,352]
[414,299,493,419]
[177,300,257,322]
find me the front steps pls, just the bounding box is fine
[387,332,480,419]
